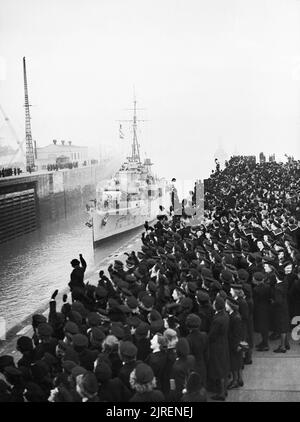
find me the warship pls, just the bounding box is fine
[86,99,171,246]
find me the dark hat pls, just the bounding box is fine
[238,269,249,283]
[176,338,190,357]
[149,309,162,322]
[196,291,210,303]
[186,313,202,329]
[186,371,202,393]
[89,327,105,345]
[147,281,157,294]
[118,304,131,314]
[37,323,53,337]
[17,336,33,352]
[32,314,47,327]
[181,297,193,311]
[187,281,197,294]
[108,298,119,309]
[135,363,154,384]
[220,270,233,284]
[72,334,88,348]
[214,296,225,311]
[253,272,264,282]
[114,260,124,267]
[62,360,77,374]
[87,312,102,327]
[127,315,142,328]
[119,341,137,359]
[135,322,150,337]
[110,324,125,340]
[150,319,164,335]
[64,321,79,335]
[141,295,155,309]
[94,362,112,383]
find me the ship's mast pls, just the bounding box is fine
[119,94,147,164]
[131,97,141,162]
[23,57,35,172]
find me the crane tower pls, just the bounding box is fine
[23,56,35,172]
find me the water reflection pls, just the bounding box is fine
[0,212,95,330]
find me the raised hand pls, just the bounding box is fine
[51,289,59,300]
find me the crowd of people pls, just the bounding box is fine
[0,167,22,178]
[0,156,300,402]
[46,162,79,172]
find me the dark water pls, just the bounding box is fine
[0,211,138,331]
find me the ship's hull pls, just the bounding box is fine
[91,194,170,246]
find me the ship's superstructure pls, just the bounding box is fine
[88,99,170,245]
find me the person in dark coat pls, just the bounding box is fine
[71,334,98,371]
[118,341,140,391]
[129,363,165,402]
[95,362,132,402]
[162,328,178,398]
[34,323,58,360]
[271,272,290,353]
[16,336,35,368]
[196,291,214,333]
[186,314,209,387]
[69,254,87,299]
[208,296,230,401]
[98,335,123,378]
[134,322,151,361]
[243,283,254,364]
[145,333,168,394]
[170,337,196,401]
[253,272,271,351]
[230,284,249,343]
[226,297,244,389]
[288,269,300,319]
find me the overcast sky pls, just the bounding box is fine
[0,0,300,181]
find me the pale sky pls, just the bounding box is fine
[0,0,300,181]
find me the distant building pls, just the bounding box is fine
[36,140,89,170]
[259,152,266,164]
